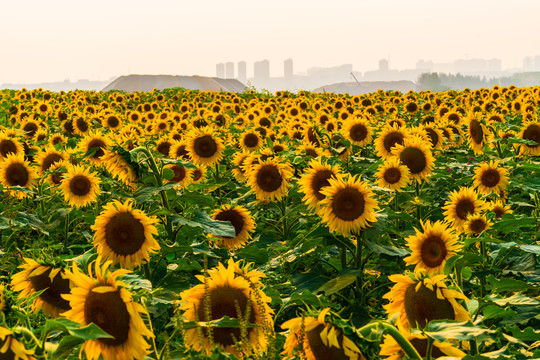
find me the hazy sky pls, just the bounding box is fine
[1,0,539,84]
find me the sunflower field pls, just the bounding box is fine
[0,85,539,360]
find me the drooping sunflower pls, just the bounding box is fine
[78,131,111,164]
[164,163,193,189]
[232,151,251,182]
[298,159,341,211]
[519,121,540,156]
[467,115,492,155]
[178,259,274,358]
[11,258,72,317]
[383,271,469,332]
[489,200,513,219]
[391,136,435,182]
[464,213,492,236]
[404,220,461,275]
[375,124,409,159]
[472,160,509,195]
[92,200,160,269]
[342,117,373,147]
[247,158,293,202]
[0,326,36,360]
[169,141,190,161]
[62,258,154,360]
[60,164,101,208]
[35,146,66,176]
[104,149,138,189]
[0,153,37,199]
[443,187,485,230]
[282,308,364,360]
[318,175,379,236]
[375,157,411,191]
[186,127,225,166]
[209,204,256,250]
[0,133,24,159]
[379,332,465,360]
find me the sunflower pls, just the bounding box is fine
[178,259,274,357]
[379,332,465,360]
[92,200,159,269]
[78,132,111,164]
[282,308,364,360]
[47,160,69,187]
[467,115,492,155]
[11,258,72,317]
[34,146,66,176]
[519,122,540,156]
[375,157,411,191]
[464,213,491,236]
[73,114,90,135]
[155,137,173,157]
[104,150,138,189]
[186,127,225,166]
[404,220,461,275]
[62,258,154,360]
[191,166,207,184]
[104,114,122,130]
[247,158,293,202]
[0,153,37,199]
[318,175,379,236]
[49,134,67,147]
[169,141,190,161]
[60,164,101,208]
[383,271,469,332]
[342,117,373,146]
[375,124,409,159]
[0,326,35,360]
[443,187,485,230]
[298,159,341,210]
[36,101,51,115]
[0,284,5,313]
[472,160,509,195]
[209,204,256,250]
[489,200,513,219]
[0,133,24,159]
[240,131,263,152]
[420,125,444,150]
[391,137,435,181]
[164,164,193,189]
[296,144,326,159]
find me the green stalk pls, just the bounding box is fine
[64,208,70,247]
[415,181,421,223]
[356,322,421,360]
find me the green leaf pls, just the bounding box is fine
[53,336,85,359]
[364,239,409,257]
[508,325,540,341]
[487,275,534,293]
[487,293,540,306]
[519,244,540,255]
[284,290,321,308]
[177,191,216,207]
[317,269,361,295]
[133,183,178,202]
[172,211,235,237]
[162,167,175,180]
[462,266,472,280]
[418,320,495,342]
[482,305,516,320]
[236,245,269,265]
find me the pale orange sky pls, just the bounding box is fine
[1,0,539,84]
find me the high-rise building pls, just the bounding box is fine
[254,60,270,80]
[216,63,225,78]
[225,62,234,79]
[238,61,247,83]
[379,59,389,71]
[284,58,293,79]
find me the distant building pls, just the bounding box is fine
[254,60,270,80]
[225,62,234,79]
[284,58,293,79]
[216,63,225,78]
[237,61,247,82]
[379,59,389,71]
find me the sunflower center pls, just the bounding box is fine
[481,169,500,188]
[332,187,365,221]
[84,287,130,346]
[42,153,63,172]
[197,286,255,347]
[425,128,439,147]
[69,175,92,196]
[404,284,455,329]
[29,267,71,312]
[306,323,349,360]
[469,219,487,234]
[420,235,448,268]
[214,209,244,238]
[399,147,427,174]
[157,141,171,156]
[192,169,202,181]
[273,144,284,153]
[194,135,218,158]
[311,170,334,200]
[455,199,475,220]
[23,122,38,136]
[0,139,17,157]
[305,148,318,158]
[175,145,189,159]
[383,167,402,184]
[105,212,145,255]
[493,207,505,219]
[243,133,259,148]
[469,119,484,144]
[107,116,120,128]
[523,124,540,148]
[169,165,186,183]
[350,124,367,142]
[87,139,106,159]
[383,131,404,152]
[76,117,88,132]
[256,164,282,192]
[6,163,29,186]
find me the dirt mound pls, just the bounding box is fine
[313,80,417,95]
[102,74,247,93]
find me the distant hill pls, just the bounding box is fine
[313,80,417,94]
[0,79,113,92]
[102,74,247,93]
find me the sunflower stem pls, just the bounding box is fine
[356,322,422,360]
[340,246,347,269]
[355,233,364,304]
[495,140,504,159]
[415,181,421,223]
[63,208,70,247]
[425,337,434,360]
